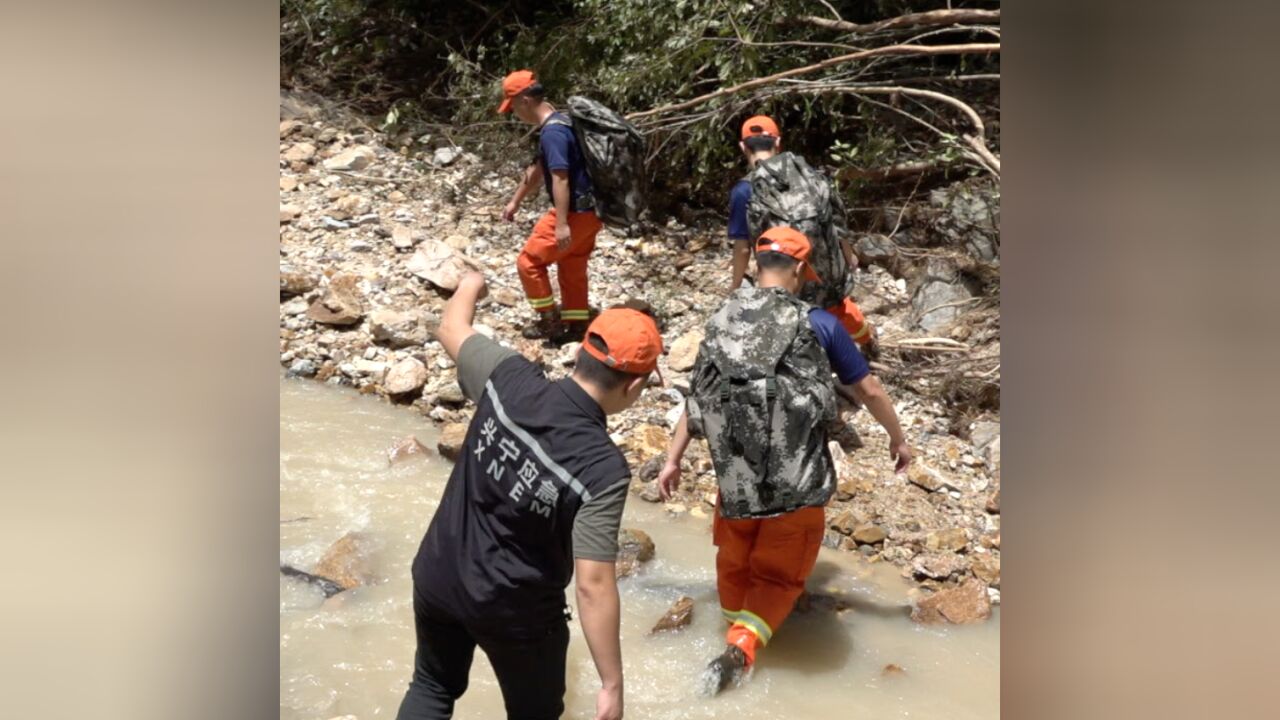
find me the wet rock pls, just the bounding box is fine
[437,423,469,461]
[384,357,428,395]
[853,524,888,545]
[280,266,319,297]
[283,142,316,163]
[323,145,375,172]
[925,528,969,553]
[287,359,317,378]
[387,435,431,465]
[666,330,703,372]
[650,595,694,634]
[616,528,656,578]
[306,274,365,326]
[312,531,377,590]
[369,309,437,348]
[911,578,992,625]
[408,239,483,291]
[882,664,906,677]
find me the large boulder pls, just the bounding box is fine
[306,274,365,326]
[407,239,483,292]
[911,258,975,334]
[927,178,1000,264]
[911,578,992,625]
[369,309,438,348]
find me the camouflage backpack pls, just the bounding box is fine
[544,97,647,229]
[746,152,852,308]
[686,286,838,519]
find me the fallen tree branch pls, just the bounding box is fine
[626,43,999,122]
[792,9,1000,35]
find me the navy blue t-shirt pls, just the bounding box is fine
[727,179,752,241]
[539,112,594,212]
[808,308,869,384]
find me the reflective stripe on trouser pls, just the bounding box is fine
[712,503,826,650]
[826,297,874,345]
[517,209,602,318]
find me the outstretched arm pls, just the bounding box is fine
[658,411,692,500]
[436,272,488,361]
[576,558,624,720]
[850,374,912,472]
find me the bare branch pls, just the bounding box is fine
[626,43,999,122]
[792,9,1000,35]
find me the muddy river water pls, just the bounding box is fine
[281,375,999,719]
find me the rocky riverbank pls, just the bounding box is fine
[278,91,1001,620]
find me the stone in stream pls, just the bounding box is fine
[437,422,469,461]
[279,564,345,598]
[615,528,656,578]
[911,578,992,625]
[882,664,907,677]
[387,435,431,465]
[312,531,378,591]
[306,274,365,326]
[650,595,694,634]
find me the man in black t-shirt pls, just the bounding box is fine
[395,272,664,720]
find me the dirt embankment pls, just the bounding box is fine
[278,91,1002,613]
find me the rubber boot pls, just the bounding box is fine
[700,626,759,696]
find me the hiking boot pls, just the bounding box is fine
[552,322,587,344]
[699,644,749,696]
[521,314,561,340]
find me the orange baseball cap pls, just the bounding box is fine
[497,70,536,114]
[741,115,781,140]
[582,308,665,381]
[757,226,820,282]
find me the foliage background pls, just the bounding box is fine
[281,0,999,222]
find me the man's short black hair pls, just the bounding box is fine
[520,82,546,102]
[755,250,798,273]
[575,333,643,391]
[744,134,778,152]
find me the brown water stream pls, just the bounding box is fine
[281,374,999,719]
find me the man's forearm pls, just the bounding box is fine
[551,172,571,221]
[510,164,540,205]
[576,577,623,690]
[857,379,906,445]
[730,239,751,290]
[437,275,485,360]
[666,411,692,467]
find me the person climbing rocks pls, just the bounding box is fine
[396,270,664,720]
[656,227,912,695]
[727,115,880,358]
[498,69,601,343]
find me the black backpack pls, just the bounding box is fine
[545,97,648,229]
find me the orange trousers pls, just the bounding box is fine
[827,296,874,346]
[516,209,602,323]
[714,503,826,662]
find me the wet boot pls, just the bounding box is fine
[700,645,749,697]
[551,321,587,344]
